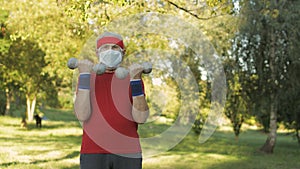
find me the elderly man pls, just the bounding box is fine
[74,32,149,169]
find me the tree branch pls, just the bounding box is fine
[165,0,225,20]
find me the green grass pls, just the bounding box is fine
[0,109,81,169]
[0,109,300,169]
[142,129,300,169]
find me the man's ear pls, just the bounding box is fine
[96,48,100,57]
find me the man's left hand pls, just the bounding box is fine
[129,63,144,80]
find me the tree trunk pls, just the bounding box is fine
[296,129,300,145]
[26,95,36,122]
[260,27,278,153]
[5,88,11,115]
[260,93,278,153]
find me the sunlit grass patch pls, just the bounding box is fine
[143,152,240,169]
[0,110,81,169]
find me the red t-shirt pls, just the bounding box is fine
[80,72,142,154]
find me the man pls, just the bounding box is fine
[74,32,149,169]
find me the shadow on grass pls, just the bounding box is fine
[139,122,171,138]
[161,129,300,169]
[0,150,80,168]
[1,133,82,148]
[61,165,80,169]
[17,121,81,131]
[0,133,82,168]
[202,152,300,169]
[42,108,78,122]
[168,131,244,154]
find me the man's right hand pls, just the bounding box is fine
[78,59,93,73]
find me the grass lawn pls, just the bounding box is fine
[0,109,300,169]
[0,109,82,169]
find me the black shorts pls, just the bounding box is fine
[80,153,142,169]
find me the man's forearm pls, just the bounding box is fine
[74,90,91,122]
[132,95,149,124]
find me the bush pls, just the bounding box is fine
[192,113,206,134]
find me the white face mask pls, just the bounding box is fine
[98,49,122,69]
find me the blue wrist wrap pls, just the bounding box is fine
[78,73,91,90]
[130,79,144,97]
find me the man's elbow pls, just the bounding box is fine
[134,118,147,124]
[133,111,149,124]
[75,110,91,122]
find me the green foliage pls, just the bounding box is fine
[231,0,300,152]
[224,73,248,137]
[192,107,209,134]
[206,0,235,14]
[0,37,52,119]
[3,0,298,142]
[4,38,47,96]
[0,9,9,115]
[1,0,88,110]
[236,0,300,125]
[0,0,237,108]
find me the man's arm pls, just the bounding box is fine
[130,64,150,124]
[74,89,91,122]
[132,95,149,124]
[74,60,93,122]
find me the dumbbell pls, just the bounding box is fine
[67,57,106,75]
[67,58,152,79]
[67,57,79,69]
[141,62,152,74]
[115,62,152,79]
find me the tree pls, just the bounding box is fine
[224,72,248,139]
[235,0,300,153]
[280,86,300,144]
[0,8,13,115]
[1,0,87,116]
[1,38,48,121]
[278,0,300,143]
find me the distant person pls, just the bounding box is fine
[74,32,149,169]
[20,117,27,128]
[34,114,42,128]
